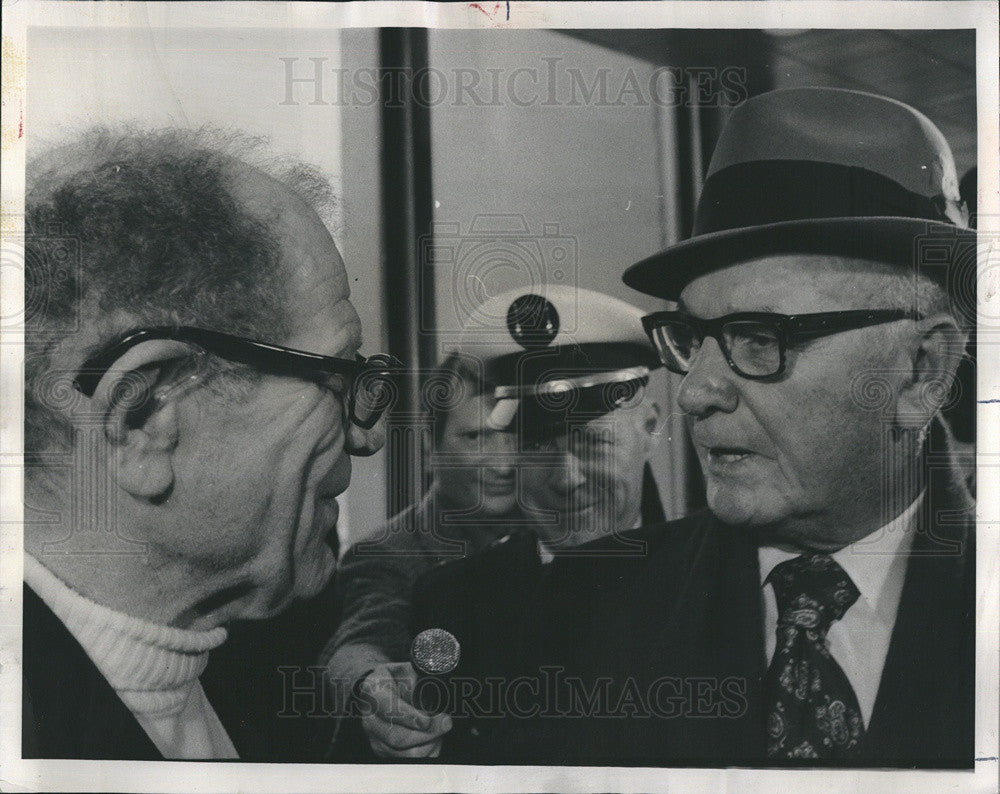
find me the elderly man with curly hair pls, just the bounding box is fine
[22,128,394,760]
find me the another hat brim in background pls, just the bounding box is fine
[506,375,652,440]
[622,216,976,301]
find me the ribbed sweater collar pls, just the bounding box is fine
[24,554,227,715]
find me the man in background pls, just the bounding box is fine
[22,127,393,759]
[477,286,666,552]
[335,285,666,759]
[323,350,522,758]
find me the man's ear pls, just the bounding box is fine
[894,314,966,430]
[87,341,198,502]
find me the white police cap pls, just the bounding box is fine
[453,285,659,431]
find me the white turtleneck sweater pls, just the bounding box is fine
[24,554,239,759]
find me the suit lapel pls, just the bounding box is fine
[625,516,767,763]
[860,462,975,767]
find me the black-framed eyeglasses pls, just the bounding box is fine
[72,326,403,429]
[641,309,920,380]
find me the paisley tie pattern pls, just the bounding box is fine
[764,554,864,759]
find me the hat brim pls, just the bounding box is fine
[622,216,976,301]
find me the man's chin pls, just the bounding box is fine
[705,483,775,528]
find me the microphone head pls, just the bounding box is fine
[410,628,461,676]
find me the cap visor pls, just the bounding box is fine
[486,398,520,431]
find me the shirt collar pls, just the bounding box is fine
[758,493,923,611]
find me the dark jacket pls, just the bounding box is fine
[413,441,975,767]
[326,474,666,761]
[22,578,340,761]
[321,487,522,712]
[325,475,666,690]
[22,583,160,760]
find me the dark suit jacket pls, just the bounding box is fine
[413,444,975,767]
[327,471,667,761]
[328,468,664,688]
[22,583,161,760]
[22,579,340,761]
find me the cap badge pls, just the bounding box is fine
[506,294,559,350]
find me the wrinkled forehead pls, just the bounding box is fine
[678,253,904,314]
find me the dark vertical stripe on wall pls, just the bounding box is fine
[674,36,773,513]
[379,28,435,516]
[673,96,697,241]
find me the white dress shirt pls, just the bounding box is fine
[758,495,922,727]
[24,554,238,759]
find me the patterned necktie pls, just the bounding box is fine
[763,554,864,759]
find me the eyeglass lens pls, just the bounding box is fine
[655,319,782,377]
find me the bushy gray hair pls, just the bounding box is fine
[25,125,336,457]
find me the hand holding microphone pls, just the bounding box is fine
[410,627,461,715]
[355,629,459,758]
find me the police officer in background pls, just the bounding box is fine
[330,285,667,758]
[474,285,667,552]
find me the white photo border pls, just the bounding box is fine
[2,2,997,792]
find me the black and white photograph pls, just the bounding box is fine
[1,2,997,792]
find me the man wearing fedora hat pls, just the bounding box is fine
[409,87,975,767]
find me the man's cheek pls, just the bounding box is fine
[292,526,337,598]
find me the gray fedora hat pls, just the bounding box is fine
[623,87,974,300]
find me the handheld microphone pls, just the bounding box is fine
[410,628,460,715]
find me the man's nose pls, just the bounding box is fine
[676,337,739,418]
[485,432,516,475]
[550,450,587,494]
